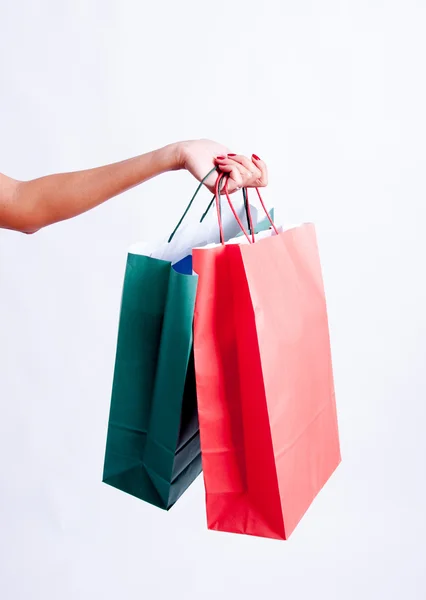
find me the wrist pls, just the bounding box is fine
[157,142,185,172]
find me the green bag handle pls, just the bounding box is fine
[168,168,254,243]
[168,168,216,243]
[199,185,250,224]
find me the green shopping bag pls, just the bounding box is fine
[103,171,274,509]
[103,251,200,509]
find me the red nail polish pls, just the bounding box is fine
[216,155,226,160]
[228,153,237,157]
[252,154,261,161]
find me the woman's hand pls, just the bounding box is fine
[176,139,268,193]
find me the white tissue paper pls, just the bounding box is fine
[128,195,271,273]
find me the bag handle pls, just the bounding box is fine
[215,173,251,244]
[168,167,217,243]
[168,168,255,243]
[238,185,278,237]
[214,174,278,245]
[243,187,255,243]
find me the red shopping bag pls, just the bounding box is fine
[193,176,341,540]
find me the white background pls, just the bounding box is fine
[1,1,426,599]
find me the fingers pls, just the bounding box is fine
[251,154,268,187]
[214,153,268,191]
[213,161,244,192]
[227,154,262,181]
[214,156,252,191]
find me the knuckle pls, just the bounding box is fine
[238,163,252,178]
[232,167,243,181]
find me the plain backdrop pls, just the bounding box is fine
[1,1,426,599]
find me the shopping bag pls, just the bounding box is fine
[103,170,265,509]
[193,176,341,538]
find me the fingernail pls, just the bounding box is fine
[216,155,226,160]
[228,153,237,157]
[252,154,261,160]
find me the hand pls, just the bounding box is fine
[176,139,268,193]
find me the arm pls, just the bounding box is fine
[0,140,267,234]
[0,143,181,234]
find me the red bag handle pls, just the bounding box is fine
[215,173,252,244]
[242,185,279,237]
[214,174,279,245]
[214,173,227,244]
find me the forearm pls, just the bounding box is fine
[11,143,180,233]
